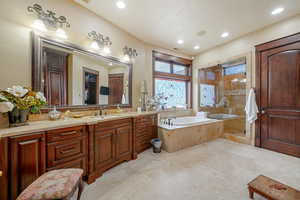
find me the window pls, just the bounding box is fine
[173,64,187,75]
[155,79,187,108]
[199,84,215,107]
[223,63,246,75]
[155,61,171,73]
[153,51,192,108]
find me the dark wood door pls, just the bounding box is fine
[108,73,124,104]
[43,48,68,106]
[116,125,132,160]
[256,33,300,157]
[94,128,116,169]
[10,133,46,200]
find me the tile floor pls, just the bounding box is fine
[81,139,300,200]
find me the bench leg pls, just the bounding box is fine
[77,178,84,200]
[248,187,254,199]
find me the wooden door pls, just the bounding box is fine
[94,128,116,169]
[256,33,300,157]
[108,73,124,104]
[43,48,68,106]
[10,133,46,200]
[116,125,132,160]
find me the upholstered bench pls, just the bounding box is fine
[248,175,300,200]
[17,168,84,200]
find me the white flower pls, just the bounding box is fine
[6,86,28,98]
[0,102,14,113]
[36,92,46,102]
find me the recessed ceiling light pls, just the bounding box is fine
[221,32,229,38]
[271,7,284,15]
[177,40,184,44]
[116,0,126,9]
[194,45,200,50]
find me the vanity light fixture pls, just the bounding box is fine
[271,7,284,15]
[123,46,138,63]
[28,4,70,33]
[221,32,229,38]
[31,19,47,32]
[116,0,126,9]
[88,31,112,54]
[56,28,68,39]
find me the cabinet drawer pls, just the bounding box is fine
[47,137,87,168]
[47,157,87,176]
[96,118,131,131]
[46,126,85,143]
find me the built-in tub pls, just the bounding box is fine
[158,116,223,152]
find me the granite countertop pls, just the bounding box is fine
[0,111,157,138]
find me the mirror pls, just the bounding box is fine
[32,32,132,110]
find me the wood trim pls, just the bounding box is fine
[153,50,192,65]
[0,137,8,200]
[255,32,300,52]
[154,72,191,81]
[31,31,133,112]
[82,67,100,105]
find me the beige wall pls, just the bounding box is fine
[0,0,190,109]
[193,14,300,144]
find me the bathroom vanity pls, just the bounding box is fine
[0,112,157,200]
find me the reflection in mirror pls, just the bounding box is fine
[198,57,247,135]
[39,41,131,108]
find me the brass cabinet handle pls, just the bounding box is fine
[0,170,3,177]
[60,131,77,136]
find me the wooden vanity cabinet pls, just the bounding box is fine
[9,133,46,200]
[46,126,88,176]
[88,118,133,183]
[133,114,158,158]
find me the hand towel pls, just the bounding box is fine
[245,88,259,124]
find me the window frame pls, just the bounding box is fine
[152,51,193,108]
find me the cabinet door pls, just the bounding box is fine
[116,125,132,160]
[94,129,116,170]
[10,133,46,200]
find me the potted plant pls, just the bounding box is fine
[0,86,47,127]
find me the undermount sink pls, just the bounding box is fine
[208,113,239,120]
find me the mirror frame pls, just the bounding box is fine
[31,32,132,112]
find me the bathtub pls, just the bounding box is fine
[172,116,216,126]
[158,116,223,152]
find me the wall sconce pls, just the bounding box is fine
[27,3,70,39]
[122,46,138,63]
[88,31,112,55]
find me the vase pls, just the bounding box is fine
[8,108,30,127]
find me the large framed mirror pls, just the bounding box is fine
[32,32,132,111]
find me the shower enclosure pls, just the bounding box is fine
[198,57,247,136]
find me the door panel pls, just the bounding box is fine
[94,129,116,169]
[108,74,124,104]
[257,37,300,157]
[10,133,46,200]
[116,125,132,160]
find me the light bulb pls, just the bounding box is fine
[56,28,67,39]
[91,41,100,50]
[123,55,130,62]
[103,46,111,55]
[177,40,184,44]
[32,19,47,32]
[194,45,200,50]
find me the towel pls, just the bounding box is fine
[245,88,259,124]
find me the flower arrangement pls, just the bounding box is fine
[0,86,47,114]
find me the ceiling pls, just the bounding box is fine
[74,0,300,55]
